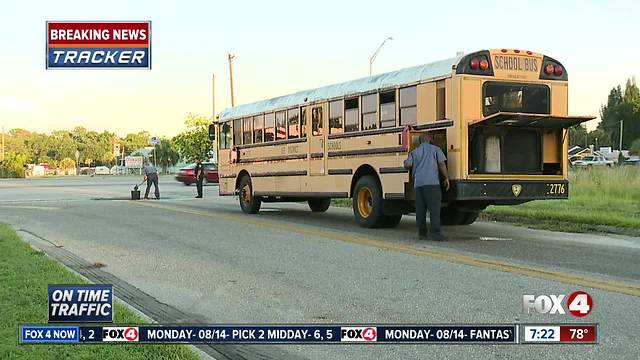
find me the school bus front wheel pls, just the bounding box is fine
[238,175,261,214]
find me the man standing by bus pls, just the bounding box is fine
[194,158,204,198]
[143,160,160,200]
[404,133,450,241]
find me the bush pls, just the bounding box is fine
[0,152,27,178]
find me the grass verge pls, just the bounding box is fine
[0,224,199,360]
[486,167,640,234]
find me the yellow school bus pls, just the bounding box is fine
[209,49,593,228]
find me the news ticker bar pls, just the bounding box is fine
[19,324,597,345]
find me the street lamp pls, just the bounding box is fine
[369,36,393,76]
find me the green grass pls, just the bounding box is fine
[0,224,199,360]
[487,167,640,233]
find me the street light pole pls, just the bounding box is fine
[228,52,235,107]
[212,73,216,120]
[369,36,393,76]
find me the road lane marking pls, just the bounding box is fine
[132,200,640,298]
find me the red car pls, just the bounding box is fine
[175,162,219,185]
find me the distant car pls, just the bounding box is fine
[572,156,614,167]
[175,162,218,185]
[94,166,111,175]
[622,159,640,166]
[110,165,126,175]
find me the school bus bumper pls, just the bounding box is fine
[445,180,569,204]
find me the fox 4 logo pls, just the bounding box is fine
[102,327,139,342]
[340,327,377,342]
[523,291,593,317]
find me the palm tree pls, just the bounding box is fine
[150,139,179,174]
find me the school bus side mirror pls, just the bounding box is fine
[208,124,216,141]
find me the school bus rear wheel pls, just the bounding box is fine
[308,198,331,212]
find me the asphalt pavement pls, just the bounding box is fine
[1,176,639,359]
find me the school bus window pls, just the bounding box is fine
[253,115,264,143]
[329,100,344,134]
[300,108,307,138]
[220,122,231,149]
[287,108,300,139]
[242,117,253,145]
[344,98,359,132]
[233,119,242,146]
[264,113,275,142]
[436,81,446,120]
[362,93,378,130]
[276,111,286,140]
[312,106,323,136]
[400,86,417,126]
[483,82,550,116]
[379,90,396,128]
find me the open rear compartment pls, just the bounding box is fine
[468,126,559,175]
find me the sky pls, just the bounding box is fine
[1,0,639,137]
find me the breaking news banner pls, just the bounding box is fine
[19,325,521,344]
[46,21,151,69]
[48,284,113,323]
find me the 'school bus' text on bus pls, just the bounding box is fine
[209,49,594,228]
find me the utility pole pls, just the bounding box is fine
[369,36,393,76]
[619,120,624,151]
[212,73,216,119]
[227,52,235,107]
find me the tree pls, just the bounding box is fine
[172,113,212,162]
[598,80,640,150]
[0,152,27,178]
[630,138,640,156]
[587,128,611,149]
[569,124,588,147]
[102,151,115,166]
[122,131,151,155]
[59,157,76,175]
[149,138,180,173]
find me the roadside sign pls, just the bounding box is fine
[125,156,144,168]
[149,136,160,145]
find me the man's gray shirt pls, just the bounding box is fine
[404,142,446,188]
[143,165,158,176]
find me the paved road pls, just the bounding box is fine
[1,176,639,359]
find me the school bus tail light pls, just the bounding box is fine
[540,55,568,81]
[456,50,494,76]
[544,64,554,75]
[479,58,489,71]
[553,65,563,76]
[470,58,479,70]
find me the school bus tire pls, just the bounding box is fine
[238,175,261,214]
[461,211,479,225]
[308,198,331,212]
[441,207,478,226]
[353,175,385,228]
[380,214,403,228]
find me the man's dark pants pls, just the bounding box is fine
[196,177,204,197]
[145,173,160,200]
[415,185,442,237]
